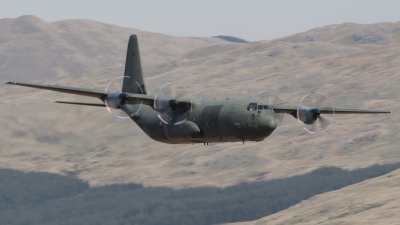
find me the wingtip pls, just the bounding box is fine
[5,82,13,84]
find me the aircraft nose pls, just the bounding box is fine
[258,115,277,132]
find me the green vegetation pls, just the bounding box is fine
[0,164,399,225]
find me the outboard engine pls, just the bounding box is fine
[297,106,320,125]
[105,91,129,109]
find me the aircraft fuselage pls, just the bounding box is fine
[125,98,277,144]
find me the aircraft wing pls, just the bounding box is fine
[6,81,155,106]
[271,105,391,114]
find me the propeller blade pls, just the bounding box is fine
[314,92,326,106]
[300,92,333,134]
[318,115,331,131]
[259,91,286,126]
[103,76,142,122]
[155,83,192,125]
[276,113,285,125]
[300,93,314,107]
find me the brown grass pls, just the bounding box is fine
[2,17,400,224]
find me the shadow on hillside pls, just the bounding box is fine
[0,163,399,225]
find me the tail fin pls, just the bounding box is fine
[122,35,147,94]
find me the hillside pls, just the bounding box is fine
[228,168,400,225]
[1,17,400,225]
[1,164,399,225]
[0,15,229,86]
[0,20,399,190]
[278,22,400,45]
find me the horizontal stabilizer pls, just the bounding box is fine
[55,101,106,107]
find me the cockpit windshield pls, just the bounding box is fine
[247,103,273,111]
[246,103,257,111]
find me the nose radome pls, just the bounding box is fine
[259,115,277,131]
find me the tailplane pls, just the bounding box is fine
[122,35,147,94]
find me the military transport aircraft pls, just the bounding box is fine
[6,35,391,144]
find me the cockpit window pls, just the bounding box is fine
[258,105,263,110]
[246,103,258,111]
[263,105,274,111]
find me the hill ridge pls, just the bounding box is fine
[0,15,230,86]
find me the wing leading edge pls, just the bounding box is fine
[271,105,391,114]
[6,81,156,106]
[6,82,391,114]
[6,81,105,98]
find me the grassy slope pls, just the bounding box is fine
[1,17,400,225]
[228,168,400,225]
[0,15,228,86]
[0,20,398,190]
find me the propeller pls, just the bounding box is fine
[258,91,286,125]
[297,92,334,134]
[104,76,142,121]
[153,83,192,125]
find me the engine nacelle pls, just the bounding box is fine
[298,106,320,125]
[105,91,128,109]
[155,97,173,112]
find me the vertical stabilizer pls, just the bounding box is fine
[122,35,147,94]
